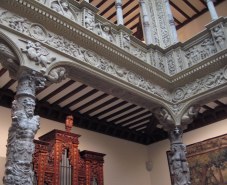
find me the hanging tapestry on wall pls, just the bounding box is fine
[167,133,227,185]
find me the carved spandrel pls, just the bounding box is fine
[0,41,19,78]
[21,40,56,74]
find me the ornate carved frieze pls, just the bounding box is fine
[131,44,147,62]
[166,52,177,75]
[185,37,217,67]
[172,65,227,103]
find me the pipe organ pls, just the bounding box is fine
[33,116,105,185]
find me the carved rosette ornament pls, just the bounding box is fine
[3,71,46,185]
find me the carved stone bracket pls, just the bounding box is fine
[154,104,200,132]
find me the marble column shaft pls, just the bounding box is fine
[205,0,218,21]
[116,0,124,25]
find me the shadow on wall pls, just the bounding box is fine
[0,157,6,185]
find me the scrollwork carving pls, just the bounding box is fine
[46,66,67,83]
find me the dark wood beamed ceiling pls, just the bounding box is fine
[0,66,227,144]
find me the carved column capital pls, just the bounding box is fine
[154,107,175,132]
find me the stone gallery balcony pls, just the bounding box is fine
[0,0,226,145]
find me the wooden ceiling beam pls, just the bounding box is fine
[183,0,200,14]
[96,0,106,8]
[2,79,16,90]
[52,84,87,105]
[83,97,119,115]
[117,111,151,126]
[170,1,191,19]
[100,104,137,121]
[73,93,109,112]
[93,100,128,117]
[100,2,115,16]
[64,89,99,108]
[110,107,145,123]
[125,13,140,26]
[41,80,75,102]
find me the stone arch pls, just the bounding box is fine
[0,31,25,77]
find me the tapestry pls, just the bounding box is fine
[167,134,227,185]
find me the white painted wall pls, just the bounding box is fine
[0,106,150,185]
[178,1,227,42]
[148,119,227,185]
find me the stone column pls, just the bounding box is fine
[3,71,45,185]
[204,0,218,21]
[139,0,153,45]
[168,127,190,185]
[154,105,200,185]
[164,0,178,43]
[116,0,124,25]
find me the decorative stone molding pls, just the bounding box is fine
[172,65,227,103]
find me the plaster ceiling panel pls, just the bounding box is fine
[59,86,94,107]
[0,71,12,88]
[171,0,197,17]
[37,78,71,100]
[69,91,104,110]
[129,120,150,129]
[171,6,187,23]
[218,97,227,104]
[114,109,149,124]
[188,0,206,11]
[98,102,133,119]
[121,113,152,126]
[47,82,80,104]
[89,98,123,116]
[206,101,218,109]
[107,106,142,122]
[79,95,114,113]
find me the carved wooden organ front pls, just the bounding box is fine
[33,117,105,185]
